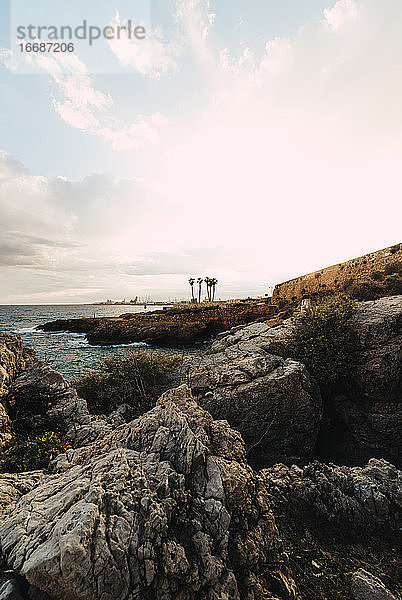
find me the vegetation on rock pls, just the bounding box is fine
[74,349,182,416]
[271,296,358,393]
[0,431,71,473]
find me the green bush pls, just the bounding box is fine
[270,297,358,393]
[0,432,71,473]
[74,349,182,416]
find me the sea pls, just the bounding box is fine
[0,304,185,380]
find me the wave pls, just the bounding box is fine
[68,338,148,349]
[53,331,87,337]
[13,326,37,333]
[105,341,149,348]
[69,338,90,348]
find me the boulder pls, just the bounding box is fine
[188,322,322,466]
[317,296,402,466]
[351,569,397,600]
[6,359,110,448]
[0,384,400,600]
[0,386,296,600]
[188,296,402,467]
[261,458,401,534]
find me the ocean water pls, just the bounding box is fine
[0,304,187,380]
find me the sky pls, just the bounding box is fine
[0,0,401,304]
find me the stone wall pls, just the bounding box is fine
[272,243,402,302]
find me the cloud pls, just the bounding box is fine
[1,0,402,302]
[107,11,179,79]
[161,0,402,283]
[324,0,358,30]
[22,51,169,149]
[0,49,17,71]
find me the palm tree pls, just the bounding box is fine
[197,277,203,303]
[205,277,212,301]
[188,278,195,302]
[211,278,218,301]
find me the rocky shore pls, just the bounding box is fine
[38,301,279,346]
[0,295,400,599]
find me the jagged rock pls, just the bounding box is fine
[0,335,26,399]
[188,322,322,466]
[0,578,25,600]
[261,458,401,534]
[0,472,44,517]
[318,296,402,466]
[0,335,28,449]
[351,569,397,600]
[6,359,110,448]
[0,405,12,448]
[188,296,402,467]
[0,386,297,600]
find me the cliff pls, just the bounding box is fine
[272,243,402,302]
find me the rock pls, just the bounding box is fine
[261,458,401,534]
[0,472,44,517]
[191,296,402,467]
[0,404,12,448]
[351,569,397,600]
[0,335,28,449]
[6,359,110,448]
[0,335,26,399]
[0,386,297,600]
[0,579,25,600]
[188,322,322,466]
[317,296,402,467]
[39,302,278,346]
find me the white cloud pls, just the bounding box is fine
[0,49,17,71]
[1,0,402,302]
[24,51,169,150]
[107,11,178,79]
[161,0,402,283]
[324,0,359,31]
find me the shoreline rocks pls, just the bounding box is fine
[38,301,278,346]
[188,324,323,466]
[187,296,402,468]
[0,296,401,599]
[0,386,400,600]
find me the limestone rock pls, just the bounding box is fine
[0,386,294,600]
[351,569,397,600]
[0,335,26,400]
[189,322,322,466]
[0,404,12,448]
[262,458,401,534]
[0,472,44,517]
[319,296,402,466]
[7,359,110,448]
[0,578,25,600]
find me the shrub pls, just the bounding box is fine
[384,261,402,275]
[74,349,182,416]
[371,270,385,281]
[0,432,71,473]
[270,296,358,393]
[348,281,381,300]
